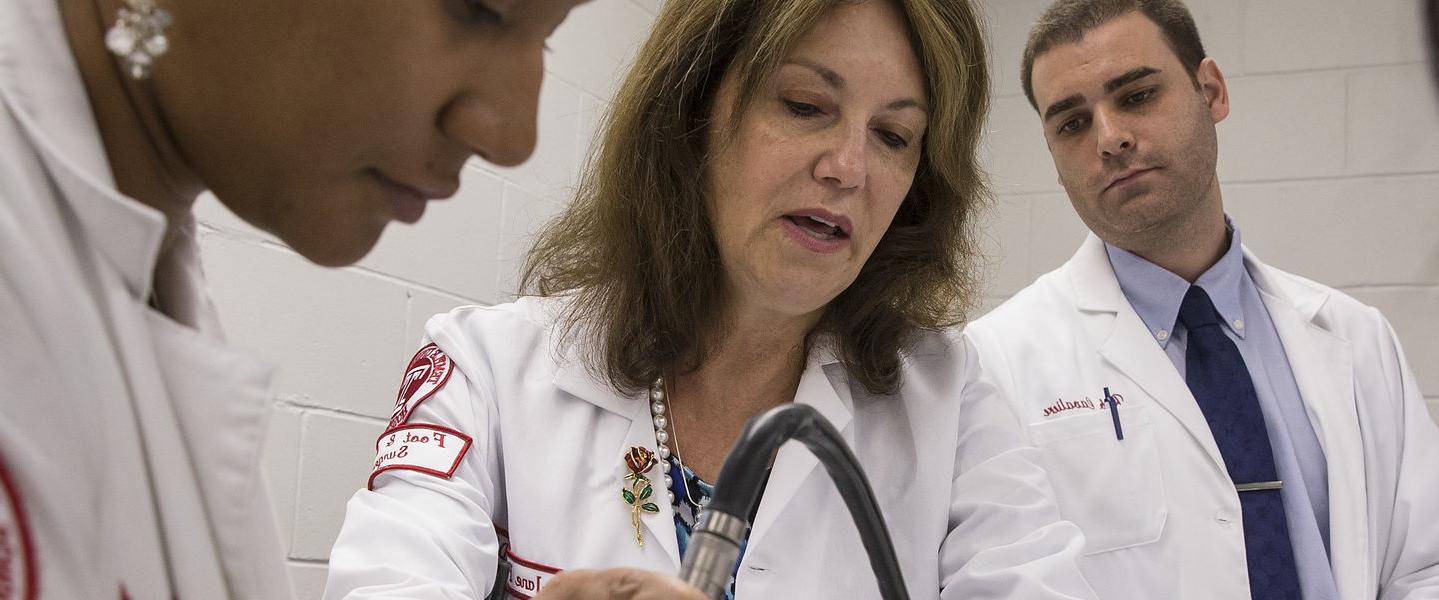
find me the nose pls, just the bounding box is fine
[440,50,543,167]
[1093,108,1134,159]
[813,124,867,189]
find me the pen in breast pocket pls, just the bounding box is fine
[1105,386,1124,441]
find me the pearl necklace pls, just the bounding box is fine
[650,377,708,510]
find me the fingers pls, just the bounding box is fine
[532,568,709,600]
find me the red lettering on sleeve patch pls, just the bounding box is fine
[369,424,473,490]
[0,457,37,600]
[504,546,561,599]
[388,343,454,429]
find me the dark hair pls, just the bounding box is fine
[1020,0,1206,110]
[520,0,991,395]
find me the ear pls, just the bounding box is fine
[1195,57,1229,124]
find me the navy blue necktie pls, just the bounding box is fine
[1177,285,1301,599]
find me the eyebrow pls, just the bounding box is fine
[1043,94,1084,123]
[1042,66,1162,123]
[782,60,929,115]
[1104,66,1160,94]
[886,98,928,114]
[786,59,847,89]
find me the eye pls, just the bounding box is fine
[1124,88,1156,106]
[461,0,504,23]
[875,129,909,149]
[783,99,823,118]
[1057,115,1088,136]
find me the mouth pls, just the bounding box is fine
[1104,167,1157,192]
[370,169,458,225]
[779,209,852,253]
[782,209,852,238]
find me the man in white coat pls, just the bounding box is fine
[963,0,1439,598]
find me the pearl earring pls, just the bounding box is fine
[105,0,173,80]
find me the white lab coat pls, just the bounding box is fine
[325,297,1098,599]
[0,0,292,597]
[963,234,1439,600]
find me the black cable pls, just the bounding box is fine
[679,403,910,600]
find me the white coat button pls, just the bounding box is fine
[1156,329,1170,341]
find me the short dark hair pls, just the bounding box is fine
[1020,0,1206,110]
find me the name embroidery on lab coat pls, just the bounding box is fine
[1042,391,1124,418]
[389,343,454,429]
[504,546,561,599]
[368,424,473,490]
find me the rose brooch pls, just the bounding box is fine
[621,446,661,547]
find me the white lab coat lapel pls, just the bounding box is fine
[144,312,291,599]
[1245,250,1371,599]
[745,345,852,554]
[1071,235,1229,478]
[4,24,186,596]
[5,21,289,593]
[550,354,682,571]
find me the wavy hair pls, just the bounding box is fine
[521,0,990,395]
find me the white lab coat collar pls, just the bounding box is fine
[746,349,853,552]
[0,0,167,302]
[1068,234,1129,314]
[1241,247,1333,323]
[544,326,687,566]
[1067,234,1230,479]
[1243,247,1369,599]
[550,323,846,416]
[548,321,854,566]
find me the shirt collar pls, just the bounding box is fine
[0,0,167,302]
[1105,217,1250,347]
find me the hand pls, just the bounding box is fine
[532,568,708,600]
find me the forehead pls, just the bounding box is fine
[782,0,925,96]
[1030,11,1181,109]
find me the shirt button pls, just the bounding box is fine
[1233,319,1245,330]
[1156,329,1170,341]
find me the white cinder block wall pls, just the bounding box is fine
[193,0,1437,597]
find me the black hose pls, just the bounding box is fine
[681,403,910,600]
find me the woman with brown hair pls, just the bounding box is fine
[326,0,1095,598]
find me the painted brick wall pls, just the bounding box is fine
[195,0,1438,597]
[975,0,1439,428]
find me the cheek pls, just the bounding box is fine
[1051,148,1096,188]
[859,173,914,248]
[705,159,750,246]
[874,180,910,225]
[709,131,802,231]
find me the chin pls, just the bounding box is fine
[280,223,387,267]
[769,280,846,317]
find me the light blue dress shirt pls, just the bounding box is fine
[1105,221,1339,600]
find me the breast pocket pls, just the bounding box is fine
[1030,404,1167,554]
